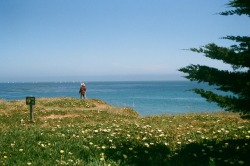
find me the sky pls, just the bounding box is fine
[1,0,250,82]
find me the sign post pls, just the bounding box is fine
[26,96,35,122]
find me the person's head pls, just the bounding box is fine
[81,82,85,86]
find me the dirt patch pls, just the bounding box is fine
[89,99,110,110]
[40,114,79,120]
[39,100,110,120]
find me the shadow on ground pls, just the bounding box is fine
[104,139,250,166]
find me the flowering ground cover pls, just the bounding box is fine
[0,97,249,165]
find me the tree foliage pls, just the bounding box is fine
[220,0,250,16]
[179,0,250,114]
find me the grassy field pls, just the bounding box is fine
[0,97,249,166]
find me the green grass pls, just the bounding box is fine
[0,97,249,165]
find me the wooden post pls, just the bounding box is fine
[26,96,35,122]
[30,104,34,122]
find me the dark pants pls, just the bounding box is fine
[80,92,86,99]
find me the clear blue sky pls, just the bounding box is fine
[1,0,249,82]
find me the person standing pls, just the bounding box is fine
[79,83,86,99]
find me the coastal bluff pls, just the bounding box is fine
[0,97,140,121]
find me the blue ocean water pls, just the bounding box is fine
[0,81,222,115]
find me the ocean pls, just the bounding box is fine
[0,81,222,115]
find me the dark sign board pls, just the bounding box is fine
[26,96,35,105]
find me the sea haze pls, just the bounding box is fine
[0,81,222,115]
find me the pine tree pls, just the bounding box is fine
[179,0,250,114]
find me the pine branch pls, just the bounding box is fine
[220,0,250,17]
[194,88,250,114]
[179,65,250,95]
[190,43,250,68]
